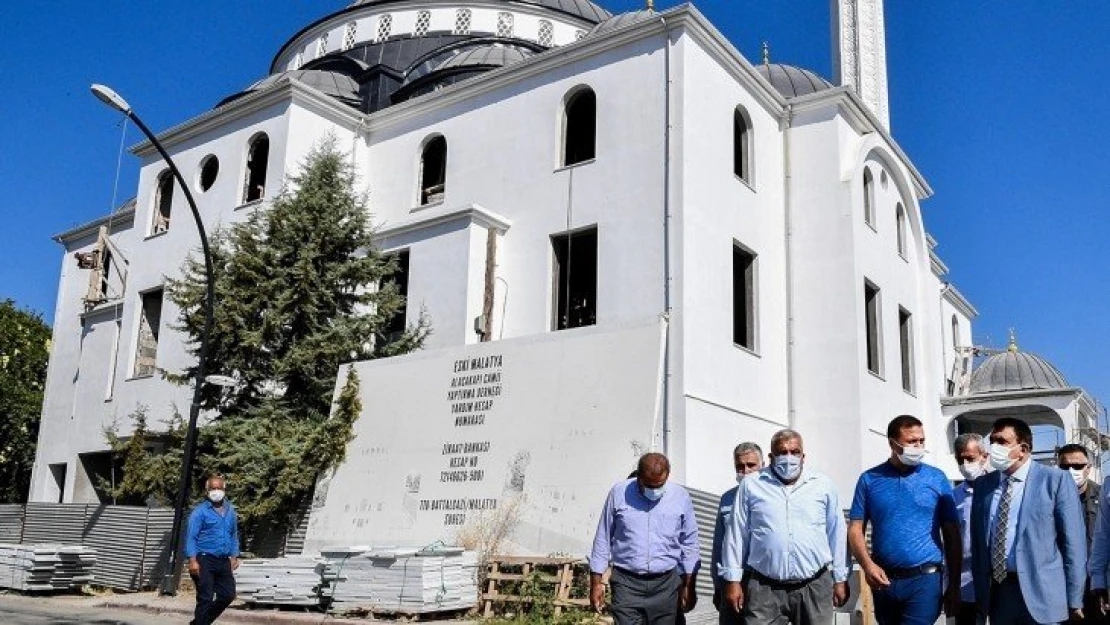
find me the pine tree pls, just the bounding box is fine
[108,137,428,535]
[0,300,51,503]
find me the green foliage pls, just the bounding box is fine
[105,137,428,534]
[483,571,604,625]
[101,406,185,505]
[0,300,51,503]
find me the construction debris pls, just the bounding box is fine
[319,546,479,614]
[0,543,97,591]
[234,556,322,606]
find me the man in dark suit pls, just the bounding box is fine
[1057,443,1105,623]
[970,417,1086,624]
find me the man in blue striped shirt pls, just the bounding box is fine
[710,442,764,624]
[720,429,851,624]
[185,474,240,625]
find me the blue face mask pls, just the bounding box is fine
[642,485,666,501]
[772,454,803,481]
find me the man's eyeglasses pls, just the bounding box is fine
[1059,463,1088,471]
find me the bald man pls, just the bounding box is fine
[590,453,701,624]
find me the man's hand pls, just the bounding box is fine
[187,558,200,577]
[832,581,850,608]
[943,583,961,616]
[589,575,605,614]
[231,557,240,571]
[679,583,697,613]
[724,581,744,614]
[862,563,890,589]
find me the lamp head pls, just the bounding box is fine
[204,374,237,388]
[91,84,132,115]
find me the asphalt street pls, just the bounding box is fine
[0,597,184,625]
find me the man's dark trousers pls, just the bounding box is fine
[609,567,681,625]
[193,554,236,625]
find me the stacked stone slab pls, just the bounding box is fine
[234,556,323,606]
[0,543,97,591]
[319,547,479,614]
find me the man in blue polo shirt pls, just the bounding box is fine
[185,474,240,625]
[848,415,962,624]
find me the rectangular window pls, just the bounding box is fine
[48,463,67,504]
[134,289,163,377]
[732,244,757,350]
[552,228,598,331]
[864,280,882,375]
[382,250,410,342]
[106,318,121,400]
[899,307,915,393]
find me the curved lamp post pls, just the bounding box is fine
[91,84,216,595]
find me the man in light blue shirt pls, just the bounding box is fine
[951,432,989,625]
[710,442,764,625]
[720,429,850,624]
[590,453,701,624]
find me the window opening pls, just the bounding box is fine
[733,108,752,183]
[497,12,514,38]
[198,155,219,192]
[317,33,329,57]
[243,134,270,203]
[896,203,907,257]
[552,228,598,330]
[563,88,596,166]
[48,463,67,504]
[454,9,472,35]
[864,281,882,374]
[343,21,358,50]
[538,20,554,46]
[419,136,447,205]
[899,307,915,392]
[732,244,756,350]
[415,11,431,36]
[863,168,875,227]
[382,250,411,343]
[134,289,163,378]
[951,314,960,349]
[152,170,173,234]
[377,14,393,42]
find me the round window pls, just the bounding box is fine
[198,155,220,192]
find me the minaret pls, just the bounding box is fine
[831,0,890,130]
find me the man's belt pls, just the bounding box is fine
[884,563,941,579]
[613,566,676,580]
[746,565,829,588]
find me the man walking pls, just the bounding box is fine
[720,429,850,624]
[848,415,961,624]
[970,417,1085,624]
[590,453,700,624]
[711,442,764,624]
[952,433,989,625]
[1058,443,1105,623]
[186,474,240,625]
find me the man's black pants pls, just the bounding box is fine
[193,554,236,625]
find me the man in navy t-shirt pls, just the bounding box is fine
[847,415,962,624]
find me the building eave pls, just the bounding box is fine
[53,205,136,245]
[789,86,933,199]
[930,250,949,277]
[942,283,979,319]
[942,386,1083,406]
[375,202,512,241]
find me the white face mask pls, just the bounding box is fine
[959,461,985,482]
[772,454,803,481]
[208,489,226,503]
[989,443,1018,472]
[1069,468,1086,488]
[895,442,927,467]
[642,485,666,501]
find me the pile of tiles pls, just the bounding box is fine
[234,556,323,606]
[0,543,97,591]
[319,546,479,614]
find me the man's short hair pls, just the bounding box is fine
[637,453,670,478]
[953,433,984,455]
[769,429,803,451]
[990,417,1033,448]
[887,415,923,440]
[1057,443,1089,460]
[205,474,226,488]
[734,442,763,458]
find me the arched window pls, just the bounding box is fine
[863,168,875,227]
[563,87,596,166]
[454,9,472,35]
[243,134,270,204]
[896,203,907,257]
[951,314,960,349]
[152,170,173,234]
[733,106,753,183]
[419,136,447,205]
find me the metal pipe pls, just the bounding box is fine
[658,15,673,456]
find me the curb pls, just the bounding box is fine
[98,600,332,624]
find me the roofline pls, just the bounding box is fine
[270,0,606,73]
[789,86,933,199]
[930,250,949,278]
[942,282,979,319]
[942,386,1084,406]
[53,204,136,244]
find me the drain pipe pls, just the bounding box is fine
[659,14,673,455]
[782,103,796,426]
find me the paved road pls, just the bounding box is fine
[0,597,184,625]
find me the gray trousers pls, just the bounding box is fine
[741,569,833,625]
[610,567,682,625]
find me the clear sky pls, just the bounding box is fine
[1,1,1107,412]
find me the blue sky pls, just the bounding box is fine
[1,1,1107,412]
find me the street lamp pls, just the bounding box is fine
[91,83,216,595]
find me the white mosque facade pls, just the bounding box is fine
[29,0,1103,556]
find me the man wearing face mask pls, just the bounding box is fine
[970,417,1085,624]
[1057,443,1104,624]
[710,442,764,624]
[952,433,989,625]
[185,475,241,625]
[590,453,701,624]
[720,429,850,624]
[847,415,962,624]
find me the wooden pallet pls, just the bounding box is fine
[481,556,606,618]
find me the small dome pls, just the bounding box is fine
[402,42,535,88]
[755,63,833,98]
[588,10,655,35]
[221,69,361,107]
[348,0,611,23]
[969,347,1070,395]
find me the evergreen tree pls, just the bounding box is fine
[0,300,51,503]
[107,137,428,535]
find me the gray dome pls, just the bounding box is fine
[349,0,611,23]
[402,42,535,87]
[755,63,833,98]
[969,346,1069,395]
[247,69,360,102]
[588,10,655,35]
